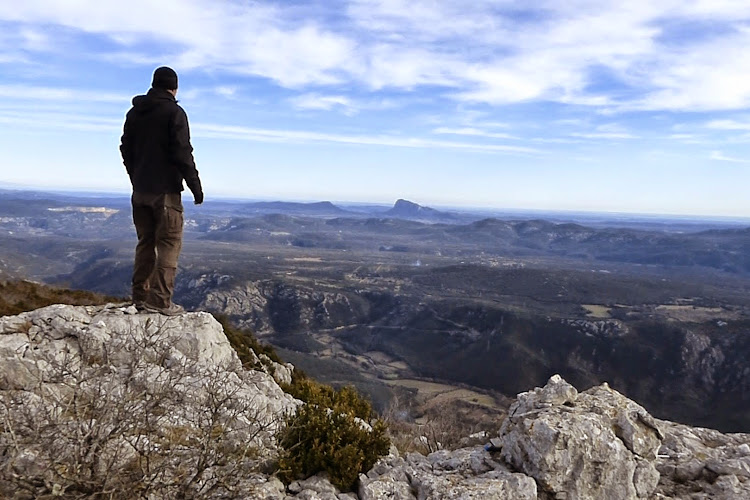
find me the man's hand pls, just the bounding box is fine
[193,191,204,205]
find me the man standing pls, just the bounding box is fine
[120,66,203,315]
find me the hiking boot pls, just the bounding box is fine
[133,300,147,311]
[142,303,186,316]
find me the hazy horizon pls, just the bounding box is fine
[4,182,750,224]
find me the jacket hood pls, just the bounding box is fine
[131,88,176,114]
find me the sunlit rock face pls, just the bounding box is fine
[0,303,297,498]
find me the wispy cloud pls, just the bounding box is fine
[710,150,750,163]
[706,119,750,131]
[0,85,125,103]
[0,104,541,155]
[289,93,359,115]
[570,132,639,140]
[214,86,237,98]
[288,92,397,116]
[432,127,515,140]
[192,122,540,154]
[568,123,639,140]
[3,1,750,112]
[0,110,122,132]
[667,133,708,145]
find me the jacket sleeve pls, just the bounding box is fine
[170,106,203,202]
[120,114,133,179]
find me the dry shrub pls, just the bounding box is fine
[0,323,277,499]
[384,392,504,455]
[277,378,390,491]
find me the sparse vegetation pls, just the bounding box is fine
[0,279,119,316]
[214,313,285,370]
[0,321,277,499]
[277,378,390,491]
[383,391,503,455]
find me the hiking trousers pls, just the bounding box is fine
[131,192,184,309]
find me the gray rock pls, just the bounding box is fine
[633,458,661,498]
[408,467,537,500]
[292,473,340,494]
[260,353,295,386]
[359,446,535,500]
[655,419,750,499]
[295,491,339,500]
[499,374,662,499]
[0,304,298,499]
[359,472,416,500]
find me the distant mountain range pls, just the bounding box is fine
[3,188,750,230]
[2,189,750,275]
[239,201,351,216]
[238,198,458,222]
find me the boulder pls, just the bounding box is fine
[499,374,662,499]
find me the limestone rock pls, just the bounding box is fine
[260,352,295,386]
[0,303,298,499]
[655,420,750,499]
[499,374,662,499]
[287,473,347,500]
[359,447,536,500]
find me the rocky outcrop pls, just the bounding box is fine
[357,374,750,500]
[0,303,298,498]
[499,375,662,499]
[359,447,537,499]
[656,420,750,499]
[357,370,750,499]
[2,304,749,499]
[495,375,750,499]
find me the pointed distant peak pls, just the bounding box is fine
[386,199,443,218]
[393,199,421,209]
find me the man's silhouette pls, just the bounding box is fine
[120,66,203,315]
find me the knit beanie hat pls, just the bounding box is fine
[152,66,178,90]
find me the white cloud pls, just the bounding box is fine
[289,93,357,114]
[706,119,750,131]
[570,132,639,140]
[566,122,639,140]
[0,1,355,88]
[433,127,515,140]
[0,110,121,132]
[214,86,237,98]
[288,92,397,115]
[667,133,708,144]
[2,1,750,112]
[0,99,541,154]
[710,150,750,163]
[0,85,124,102]
[192,122,540,154]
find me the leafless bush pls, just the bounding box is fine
[0,321,278,499]
[383,392,502,455]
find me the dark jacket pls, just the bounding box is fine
[120,88,203,202]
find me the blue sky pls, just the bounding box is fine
[1,1,750,216]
